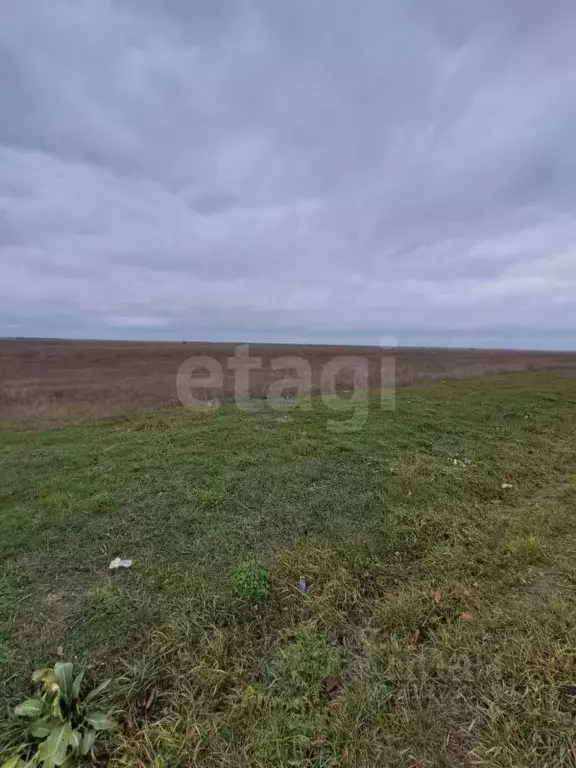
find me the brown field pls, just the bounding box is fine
[1,338,576,422]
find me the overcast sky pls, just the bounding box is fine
[1,1,576,348]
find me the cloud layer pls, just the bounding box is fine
[1,0,576,347]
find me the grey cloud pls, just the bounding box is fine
[1,0,576,347]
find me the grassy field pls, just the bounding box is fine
[2,371,576,766]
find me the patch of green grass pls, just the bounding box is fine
[233,562,270,601]
[267,628,343,699]
[1,372,576,766]
[507,533,547,565]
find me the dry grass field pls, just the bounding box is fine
[2,338,576,422]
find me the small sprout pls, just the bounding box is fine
[233,562,270,601]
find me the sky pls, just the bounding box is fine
[1,0,576,350]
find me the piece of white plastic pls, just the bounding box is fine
[109,557,133,570]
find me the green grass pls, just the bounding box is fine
[2,372,576,766]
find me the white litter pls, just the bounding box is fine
[501,483,514,489]
[109,557,133,570]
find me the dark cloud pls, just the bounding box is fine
[1,0,576,347]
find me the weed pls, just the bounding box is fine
[3,662,113,767]
[232,562,270,601]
